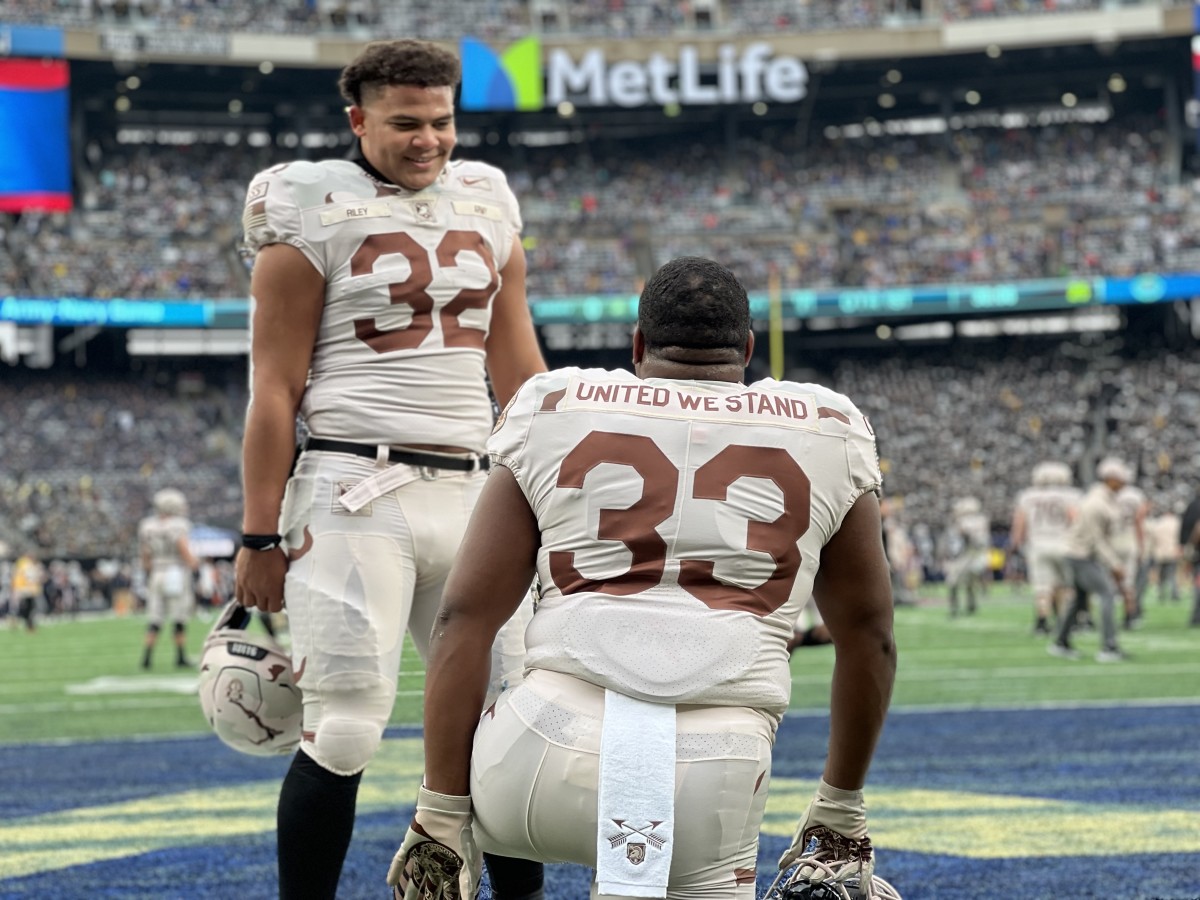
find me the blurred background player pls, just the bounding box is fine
[10,549,45,634]
[232,39,547,900]
[1137,500,1182,606]
[787,593,833,655]
[1010,461,1081,635]
[945,496,990,618]
[1051,458,1130,662]
[138,488,198,669]
[1181,487,1200,628]
[1113,468,1149,629]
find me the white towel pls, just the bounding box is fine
[596,690,676,898]
[336,464,420,513]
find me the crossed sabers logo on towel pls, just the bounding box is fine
[607,820,667,866]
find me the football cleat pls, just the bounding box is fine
[198,601,302,757]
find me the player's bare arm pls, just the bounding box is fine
[1010,508,1027,550]
[236,242,325,613]
[174,534,198,572]
[812,491,897,791]
[422,463,539,796]
[484,236,547,407]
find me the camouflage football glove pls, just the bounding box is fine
[779,779,874,892]
[386,786,480,900]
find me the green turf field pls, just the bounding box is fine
[1,583,1197,744]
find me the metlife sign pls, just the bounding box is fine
[461,37,808,111]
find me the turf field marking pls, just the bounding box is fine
[4,738,1197,881]
[65,675,199,695]
[0,737,424,880]
[762,786,1200,857]
[0,689,426,718]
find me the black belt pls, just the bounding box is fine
[303,437,489,471]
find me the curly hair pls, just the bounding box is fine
[638,257,750,351]
[338,40,461,106]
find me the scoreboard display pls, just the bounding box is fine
[0,57,71,213]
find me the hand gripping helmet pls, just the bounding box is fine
[763,858,903,900]
[198,602,302,757]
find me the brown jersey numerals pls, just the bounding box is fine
[351,230,498,353]
[549,431,812,616]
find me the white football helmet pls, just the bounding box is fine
[1096,457,1131,484]
[198,602,302,757]
[952,496,982,516]
[153,488,188,517]
[1050,462,1074,486]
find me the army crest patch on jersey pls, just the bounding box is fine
[406,198,437,224]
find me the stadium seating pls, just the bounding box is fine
[4,115,1198,302]
[0,0,1185,37]
[1,343,1194,565]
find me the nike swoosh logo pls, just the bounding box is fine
[292,656,307,685]
[463,177,487,185]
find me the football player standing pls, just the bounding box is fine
[233,40,547,900]
[1010,462,1081,635]
[389,257,899,900]
[138,488,198,668]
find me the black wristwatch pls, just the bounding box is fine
[241,533,283,552]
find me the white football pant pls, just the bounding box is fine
[471,669,775,900]
[281,450,531,776]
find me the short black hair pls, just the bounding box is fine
[637,256,750,350]
[338,40,461,106]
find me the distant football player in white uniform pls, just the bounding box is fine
[232,40,547,900]
[1010,462,1081,635]
[1051,458,1131,662]
[1139,503,1182,604]
[1114,477,1149,628]
[138,488,198,669]
[945,497,990,618]
[388,257,898,900]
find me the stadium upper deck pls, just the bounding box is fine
[2,0,1192,37]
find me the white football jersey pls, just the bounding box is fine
[1113,485,1147,555]
[1146,513,1181,562]
[1014,485,1081,554]
[138,515,191,570]
[243,158,522,452]
[954,511,991,552]
[489,368,881,717]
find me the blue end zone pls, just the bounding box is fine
[776,703,1200,806]
[1,708,1197,898]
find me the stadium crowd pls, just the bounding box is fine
[0,372,244,561]
[2,342,1195,582]
[4,116,1198,301]
[0,0,1186,36]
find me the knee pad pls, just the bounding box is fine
[305,716,383,776]
[146,623,161,635]
[302,674,394,776]
[173,622,186,636]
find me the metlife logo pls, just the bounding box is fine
[460,37,808,111]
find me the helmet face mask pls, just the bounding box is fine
[764,858,903,900]
[198,602,301,757]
